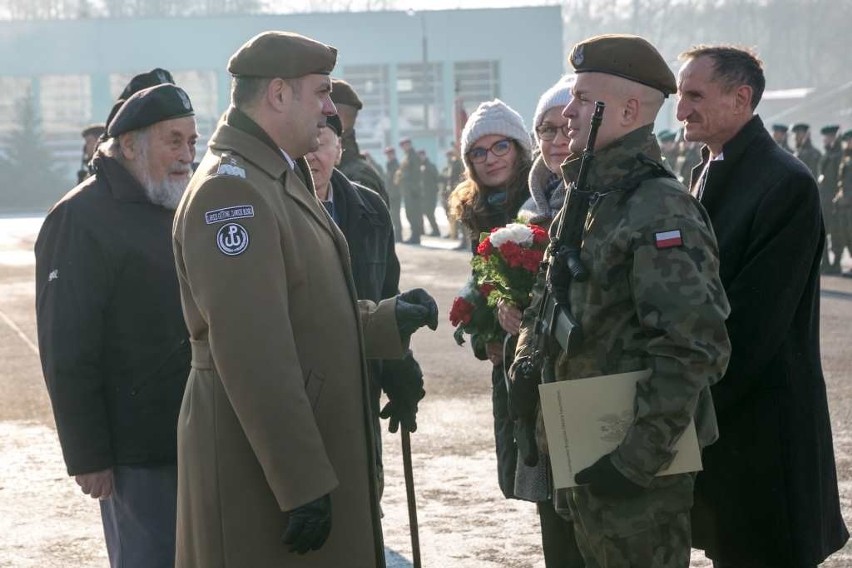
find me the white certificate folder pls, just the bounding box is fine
[539,369,703,489]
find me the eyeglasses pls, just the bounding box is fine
[467,138,513,164]
[535,123,571,142]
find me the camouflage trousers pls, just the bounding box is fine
[560,473,694,568]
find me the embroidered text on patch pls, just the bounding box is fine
[655,229,684,249]
[216,163,246,178]
[216,223,250,256]
[205,205,255,225]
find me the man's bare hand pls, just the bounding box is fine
[75,469,114,500]
[496,299,523,336]
[485,341,504,365]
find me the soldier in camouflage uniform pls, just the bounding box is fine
[833,130,852,275]
[792,123,822,179]
[330,78,389,205]
[819,125,844,273]
[511,34,731,568]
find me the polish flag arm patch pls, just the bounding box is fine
[655,229,683,249]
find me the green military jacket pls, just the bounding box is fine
[517,125,731,488]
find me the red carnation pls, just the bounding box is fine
[449,296,475,326]
[531,225,550,246]
[477,238,494,257]
[480,282,496,297]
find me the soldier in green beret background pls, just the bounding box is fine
[510,33,731,567]
[330,78,390,205]
[819,125,843,273]
[792,122,822,178]
[771,123,794,153]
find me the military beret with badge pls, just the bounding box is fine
[107,83,194,138]
[228,31,337,78]
[821,125,840,136]
[791,123,810,133]
[568,33,677,97]
[103,68,176,139]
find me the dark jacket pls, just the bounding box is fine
[795,137,822,179]
[35,154,190,476]
[689,115,848,566]
[819,140,843,206]
[339,130,389,205]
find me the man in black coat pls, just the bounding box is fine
[35,84,198,567]
[819,125,844,273]
[676,45,848,567]
[306,115,424,497]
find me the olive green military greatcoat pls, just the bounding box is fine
[516,126,731,564]
[172,108,402,567]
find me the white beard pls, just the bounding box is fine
[141,172,190,210]
[134,142,191,210]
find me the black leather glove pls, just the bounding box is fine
[395,288,439,341]
[281,494,332,554]
[574,454,644,499]
[380,352,425,433]
[507,355,540,421]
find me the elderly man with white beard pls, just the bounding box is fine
[35,83,198,568]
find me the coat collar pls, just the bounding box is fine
[92,154,152,204]
[210,107,290,181]
[561,124,664,191]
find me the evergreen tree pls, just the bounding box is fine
[0,88,69,212]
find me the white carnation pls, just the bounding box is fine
[489,223,533,248]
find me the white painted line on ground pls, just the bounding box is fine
[0,307,38,356]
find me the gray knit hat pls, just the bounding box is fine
[532,75,574,140]
[460,99,532,168]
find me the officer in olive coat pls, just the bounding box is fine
[172,31,437,567]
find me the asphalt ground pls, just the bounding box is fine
[0,216,850,567]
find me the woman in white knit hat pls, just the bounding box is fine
[447,98,539,514]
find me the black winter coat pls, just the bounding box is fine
[689,116,848,566]
[35,155,190,476]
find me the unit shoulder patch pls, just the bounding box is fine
[216,223,250,256]
[205,205,255,225]
[654,229,684,249]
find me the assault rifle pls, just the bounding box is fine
[509,101,605,465]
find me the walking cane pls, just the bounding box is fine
[401,429,422,568]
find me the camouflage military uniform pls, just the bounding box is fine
[516,125,731,567]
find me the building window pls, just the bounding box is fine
[397,62,443,135]
[340,64,391,155]
[453,60,500,110]
[0,77,34,132]
[41,74,91,133]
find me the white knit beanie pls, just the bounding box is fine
[460,99,532,166]
[532,75,575,140]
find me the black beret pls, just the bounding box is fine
[791,123,810,132]
[81,123,106,138]
[330,78,363,110]
[771,123,789,133]
[568,34,677,96]
[228,31,337,78]
[107,84,194,137]
[820,125,840,136]
[325,114,343,137]
[657,129,676,142]
[105,68,176,133]
[842,130,852,141]
[119,68,175,101]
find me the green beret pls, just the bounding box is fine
[228,31,337,78]
[842,130,852,141]
[330,78,363,110]
[771,123,789,133]
[791,123,810,132]
[107,84,194,137]
[568,34,676,97]
[81,123,106,138]
[325,114,343,137]
[820,125,840,136]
